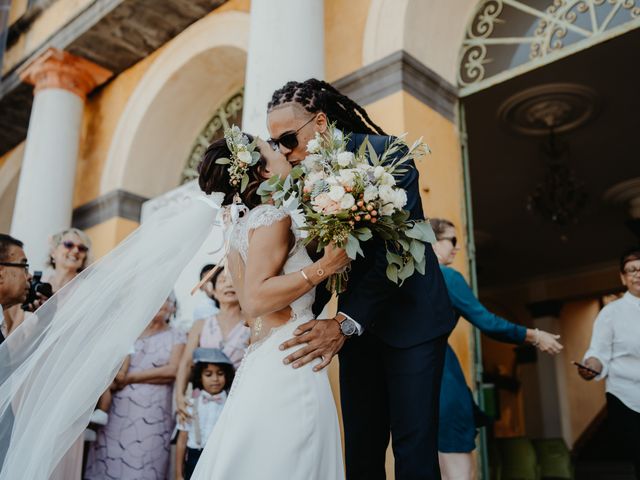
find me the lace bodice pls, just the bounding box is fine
[229,204,315,317]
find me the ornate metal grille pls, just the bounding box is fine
[181,88,244,183]
[459,0,640,88]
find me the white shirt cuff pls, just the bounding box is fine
[338,311,363,335]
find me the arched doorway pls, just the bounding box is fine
[458,0,640,476]
[100,10,249,326]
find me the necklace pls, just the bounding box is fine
[253,317,263,340]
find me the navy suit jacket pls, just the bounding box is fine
[312,133,456,348]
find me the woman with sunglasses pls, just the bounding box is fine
[44,228,93,480]
[431,218,563,479]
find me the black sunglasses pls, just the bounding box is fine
[0,261,29,272]
[62,240,89,253]
[441,236,457,248]
[269,115,316,151]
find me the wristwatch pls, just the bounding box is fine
[338,317,358,337]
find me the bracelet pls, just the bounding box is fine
[533,328,541,347]
[300,269,314,287]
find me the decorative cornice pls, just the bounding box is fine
[333,50,459,122]
[20,48,112,99]
[72,189,147,230]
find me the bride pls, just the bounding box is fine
[0,128,347,479]
[191,129,349,479]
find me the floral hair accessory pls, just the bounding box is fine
[215,125,261,192]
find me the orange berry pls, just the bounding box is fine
[364,214,372,221]
[371,218,378,224]
[357,201,364,208]
[355,215,361,222]
[351,205,358,212]
[367,204,374,211]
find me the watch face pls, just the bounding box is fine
[341,319,357,336]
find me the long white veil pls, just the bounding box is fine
[0,191,222,479]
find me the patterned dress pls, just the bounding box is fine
[85,327,186,480]
[199,315,249,369]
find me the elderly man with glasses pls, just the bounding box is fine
[0,234,31,344]
[578,246,640,477]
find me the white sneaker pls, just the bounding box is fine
[84,429,97,442]
[90,409,109,426]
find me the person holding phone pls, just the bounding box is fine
[578,246,640,478]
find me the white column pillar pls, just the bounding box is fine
[10,48,111,270]
[242,0,324,137]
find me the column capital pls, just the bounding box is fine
[20,48,112,100]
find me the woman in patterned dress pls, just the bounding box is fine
[84,297,186,480]
[175,267,249,422]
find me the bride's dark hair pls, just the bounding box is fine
[198,135,266,209]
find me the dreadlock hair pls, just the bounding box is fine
[268,79,387,136]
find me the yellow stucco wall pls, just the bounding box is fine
[84,217,139,259]
[365,91,474,384]
[73,48,162,207]
[325,0,370,81]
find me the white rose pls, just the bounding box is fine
[373,166,386,179]
[302,154,322,171]
[237,150,252,164]
[392,188,407,209]
[379,203,395,216]
[380,172,396,186]
[312,193,331,212]
[340,194,356,210]
[306,138,321,154]
[339,170,355,188]
[363,185,379,203]
[378,185,395,205]
[336,151,355,167]
[328,185,346,202]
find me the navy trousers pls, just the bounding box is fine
[339,332,448,480]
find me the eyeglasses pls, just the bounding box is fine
[440,236,458,248]
[0,261,29,272]
[623,266,640,277]
[62,240,89,253]
[269,115,316,151]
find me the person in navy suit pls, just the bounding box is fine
[268,79,456,479]
[429,218,563,479]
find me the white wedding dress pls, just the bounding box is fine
[192,204,345,480]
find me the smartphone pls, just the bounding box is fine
[572,361,600,375]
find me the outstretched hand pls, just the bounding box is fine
[279,318,346,372]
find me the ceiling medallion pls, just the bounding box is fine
[498,83,599,136]
[500,84,597,232]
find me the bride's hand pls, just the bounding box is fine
[320,243,350,275]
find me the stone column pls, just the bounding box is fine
[10,48,111,270]
[242,0,324,137]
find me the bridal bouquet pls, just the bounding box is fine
[259,125,435,293]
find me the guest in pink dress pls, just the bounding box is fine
[84,297,186,480]
[175,267,249,422]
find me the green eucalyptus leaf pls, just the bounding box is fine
[240,173,249,192]
[386,264,399,284]
[354,227,372,241]
[346,234,364,260]
[409,239,426,263]
[415,257,426,275]
[215,157,231,165]
[386,251,403,266]
[398,258,415,282]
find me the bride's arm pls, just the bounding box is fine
[241,217,348,318]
